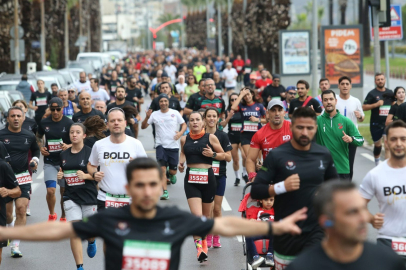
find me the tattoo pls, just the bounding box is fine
[36,134,43,146]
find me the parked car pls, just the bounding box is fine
[67,61,96,77]
[61,68,85,82]
[76,52,105,71]
[0,92,13,129]
[2,90,35,118]
[58,69,76,86]
[33,71,68,88]
[0,74,37,102]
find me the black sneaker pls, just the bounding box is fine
[234,178,240,186]
[243,174,249,183]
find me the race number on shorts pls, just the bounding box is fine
[64,170,85,186]
[122,240,171,270]
[105,193,130,208]
[15,171,32,185]
[188,168,209,184]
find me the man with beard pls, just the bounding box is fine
[360,120,406,265]
[184,79,206,116]
[125,77,144,113]
[107,86,136,112]
[261,74,286,105]
[251,107,338,269]
[288,80,322,119]
[363,73,393,166]
[192,79,225,118]
[316,78,331,109]
[73,72,91,93]
[72,92,105,123]
[316,90,364,181]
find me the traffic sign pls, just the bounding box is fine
[10,39,25,61]
[75,36,88,47]
[370,4,403,41]
[10,26,24,39]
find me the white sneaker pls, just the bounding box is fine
[11,246,22,258]
[26,208,31,216]
[251,255,264,269]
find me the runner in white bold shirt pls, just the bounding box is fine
[87,108,147,211]
[222,62,238,96]
[335,76,365,181]
[73,72,91,93]
[359,120,406,264]
[89,78,110,107]
[142,94,187,200]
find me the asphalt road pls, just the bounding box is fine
[2,97,381,270]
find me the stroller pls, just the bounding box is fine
[239,182,274,270]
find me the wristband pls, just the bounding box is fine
[267,221,273,236]
[274,181,287,195]
[92,172,97,179]
[248,172,257,181]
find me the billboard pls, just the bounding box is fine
[370,4,403,41]
[279,30,311,76]
[321,25,363,88]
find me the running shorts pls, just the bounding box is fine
[370,123,385,143]
[156,146,179,170]
[44,164,65,188]
[5,183,31,203]
[377,238,406,263]
[63,199,97,222]
[240,132,255,146]
[184,167,216,203]
[215,175,226,196]
[228,131,241,145]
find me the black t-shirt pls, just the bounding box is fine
[288,97,322,115]
[0,129,40,174]
[262,84,286,105]
[106,101,136,114]
[394,103,406,122]
[84,136,101,149]
[363,88,393,125]
[251,142,338,254]
[125,87,143,111]
[214,130,232,176]
[389,103,400,119]
[242,65,253,85]
[107,79,122,95]
[37,116,73,165]
[60,146,97,205]
[72,109,106,123]
[185,92,204,111]
[0,141,10,162]
[72,205,214,270]
[30,91,52,117]
[22,117,38,135]
[226,108,243,134]
[149,96,182,112]
[286,242,405,270]
[202,72,214,79]
[0,160,18,226]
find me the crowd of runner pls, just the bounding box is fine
[0,48,405,270]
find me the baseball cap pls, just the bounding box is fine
[286,86,297,92]
[249,73,257,80]
[267,99,285,110]
[161,72,169,78]
[158,94,170,102]
[49,97,63,108]
[273,74,280,79]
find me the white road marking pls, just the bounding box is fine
[236,235,243,242]
[32,183,41,193]
[222,197,232,211]
[361,153,375,162]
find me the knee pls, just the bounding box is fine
[213,205,222,217]
[232,157,239,165]
[46,188,56,196]
[15,205,26,217]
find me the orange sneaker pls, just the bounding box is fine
[48,213,57,221]
[197,249,208,263]
[202,239,208,255]
[59,218,67,222]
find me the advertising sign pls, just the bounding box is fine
[370,4,403,41]
[321,25,363,88]
[279,30,311,76]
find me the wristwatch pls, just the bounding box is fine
[351,136,355,143]
[212,152,217,158]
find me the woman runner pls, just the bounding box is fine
[179,111,225,263]
[83,116,107,149]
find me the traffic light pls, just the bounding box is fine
[368,0,390,27]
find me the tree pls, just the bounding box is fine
[157,13,181,47]
[339,0,348,24]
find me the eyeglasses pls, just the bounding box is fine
[50,108,62,112]
[288,92,296,95]
[108,107,125,115]
[230,99,238,101]
[68,90,75,93]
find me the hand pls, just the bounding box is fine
[227,110,235,119]
[240,89,250,97]
[61,143,71,151]
[94,171,104,182]
[376,100,384,107]
[202,144,214,157]
[133,97,139,102]
[174,132,183,140]
[272,207,308,235]
[34,106,38,111]
[249,116,259,123]
[284,174,300,192]
[130,118,135,125]
[342,131,353,143]
[40,147,50,156]
[179,162,185,173]
[146,109,153,118]
[0,188,9,198]
[57,168,64,180]
[371,213,384,229]
[29,159,38,171]
[76,170,86,180]
[354,110,362,119]
[310,105,314,111]
[267,96,272,102]
[256,160,262,172]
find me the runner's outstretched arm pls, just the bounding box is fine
[0,222,75,241]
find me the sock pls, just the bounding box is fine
[88,240,95,244]
[242,167,247,176]
[77,264,83,269]
[375,158,380,166]
[234,170,239,178]
[7,220,14,227]
[194,238,202,250]
[11,239,20,247]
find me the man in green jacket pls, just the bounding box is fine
[316,90,364,181]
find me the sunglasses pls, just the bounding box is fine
[288,92,296,95]
[50,108,62,112]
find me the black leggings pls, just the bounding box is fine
[184,167,216,203]
[348,144,357,181]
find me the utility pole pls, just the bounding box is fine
[14,0,19,74]
[178,0,185,48]
[242,0,248,60]
[41,0,45,70]
[87,0,91,52]
[65,4,69,65]
[227,0,232,55]
[217,2,222,57]
[79,0,84,53]
[311,0,318,97]
[206,0,210,49]
[372,6,380,73]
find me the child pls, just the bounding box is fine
[246,196,275,269]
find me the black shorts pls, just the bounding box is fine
[274,226,324,256]
[0,240,7,248]
[370,123,385,142]
[97,199,105,211]
[377,238,406,262]
[184,167,216,203]
[228,131,241,145]
[5,184,31,203]
[156,146,179,170]
[240,132,255,146]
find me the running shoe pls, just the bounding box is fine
[11,246,22,258]
[206,234,213,248]
[197,249,208,263]
[26,208,31,216]
[160,190,169,200]
[243,174,249,183]
[234,178,240,186]
[202,239,208,255]
[265,252,274,266]
[251,255,264,269]
[169,174,177,184]
[213,235,221,248]
[60,218,67,222]
[87,240,97,258]
[77,267,84,270]
[48,213,57,221]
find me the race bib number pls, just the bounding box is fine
[36,97,47,106]
[274,252,296,270]
[48,139,63,152]
[237,66,242,71]
[243,121,258,132]
[226,80,233,85]
[245,68,252,73]
[212,161,220,176]
[105,193,130,208]
[64,170,84,186]
[188,168,209,184]
[392,238,406,256]
[111,86,117,93]
[15,171,32,185]
[214,89,222,97]
[379,105,390,116]
[231,123,242,132]
[122,240,171,270]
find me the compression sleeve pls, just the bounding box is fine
[251,153,276,199]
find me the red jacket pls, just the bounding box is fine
[233,59,245,74]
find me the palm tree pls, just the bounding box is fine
[157,13,181,47]
[339,0,348,24]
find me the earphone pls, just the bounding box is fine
[324,220,334,228]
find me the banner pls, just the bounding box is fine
[279,30,311,75]
[321,25,363,88]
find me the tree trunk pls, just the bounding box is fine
[361,0,371,57]
[340,1,347,25]
[329,0,333,25]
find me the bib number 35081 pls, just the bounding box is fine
[188,168,209,184]
[392,238,406,256]
[122,240,171,270]
[105,193,130,208]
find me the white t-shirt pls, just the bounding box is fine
[336,95,365,128]
[222,68,238,88]
[164,65,177,83]
[175,83,187,95]
[88,135,147,200]
[74,80,91,93]
[147,109,185,149]
[89,89,110,107]
[359,160,406,240]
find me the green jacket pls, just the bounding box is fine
[316,110,364,174]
